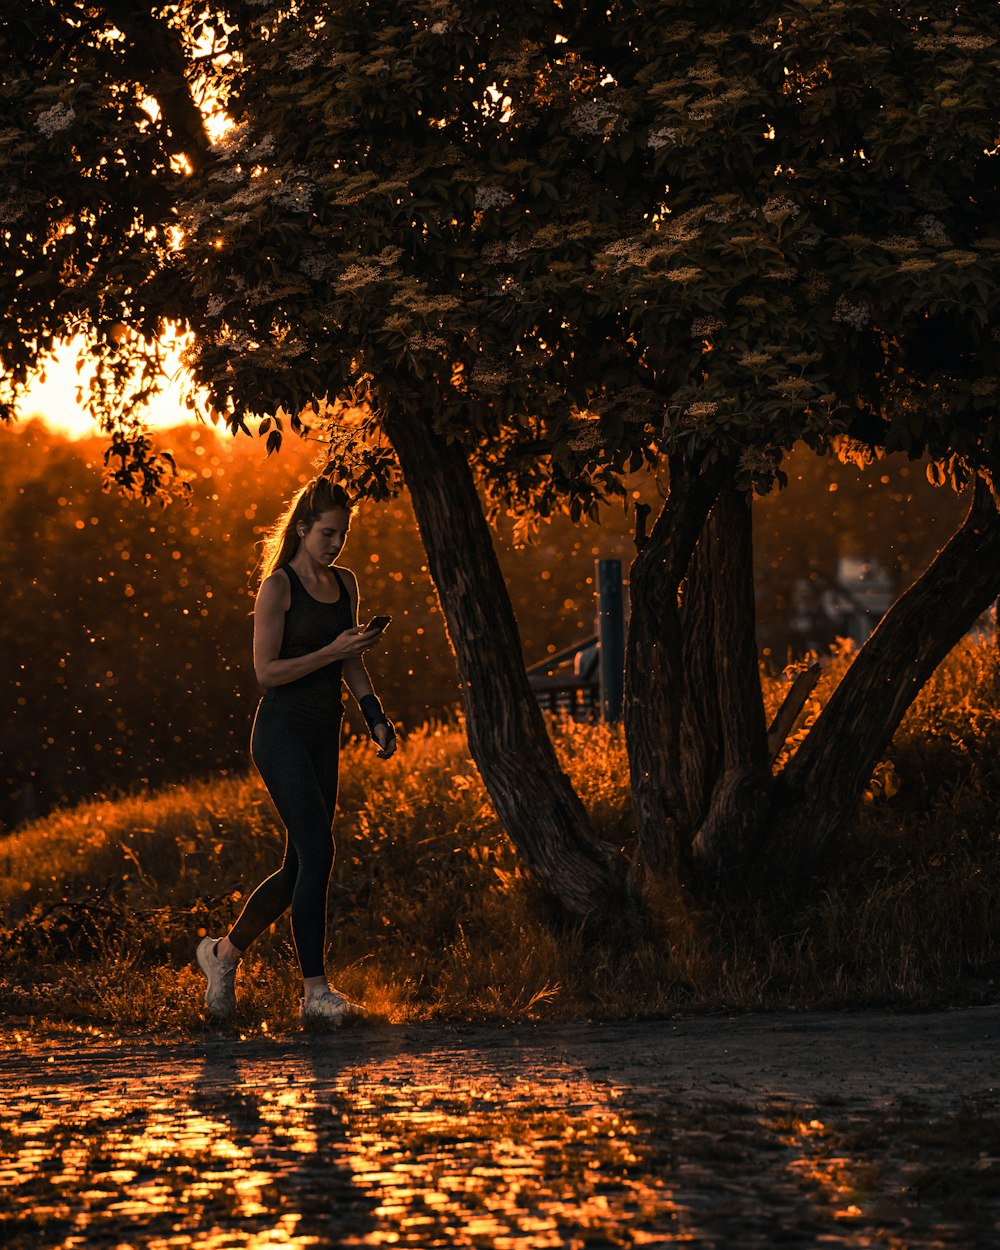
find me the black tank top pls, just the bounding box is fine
[262,564,354,714]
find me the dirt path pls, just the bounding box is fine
[2,1006,999,1248]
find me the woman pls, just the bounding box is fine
[196,476,395,1023]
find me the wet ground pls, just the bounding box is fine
[2,1006,999,1248]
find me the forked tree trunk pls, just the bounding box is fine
[627,479,771,879]
[382,404,632,928]
[624,455,728,874]
[688,488,772,874]
[766,477,1000,879]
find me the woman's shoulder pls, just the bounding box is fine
[256,567,292,607]
[335,565,358,588]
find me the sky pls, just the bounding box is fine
[19,334,198,439]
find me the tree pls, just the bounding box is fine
[3,1,998,924]
[177,0,999,884]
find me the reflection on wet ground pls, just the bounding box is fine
[2,1013,999,1248]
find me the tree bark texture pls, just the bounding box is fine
[381,405,632,928]
[675,522,722,836]
[766,477,1000,879]
[687,489,772,874]
[624,455,728,875]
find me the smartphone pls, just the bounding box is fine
[362,614,392,634]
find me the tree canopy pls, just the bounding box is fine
[3,2,997,499]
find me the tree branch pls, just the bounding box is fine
[101,0,212,172]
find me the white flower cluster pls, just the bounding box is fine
[647,127,677,150]
[206,294,227,317]
[0,127,22,145]
[832,295,871,329]
[475,185,510,212]
[275,184,313,212]
[690,316,723,336]
[0,197,24,224]
[663,266,703,283]
[249,134,277,160]
[430,21,450,34]
[599,238,648,270]
[407,331,447,352]
[739,447,777,476]
[566,422,604,452]
[481,239,524,264]
[951,34,994,51]
[704,204,737,224]
[495,278,526,298]
[286,47,318,70]
[213,164,246,185]
[661,214,702,243]
[299,248,333,279]
[749,26,774,46]
[762,196,800,224]
[899,257,936,274]
[246,281,276,305]
[226,182,269,210]
[686,400,718,417]
[337,247,403,290]
[881,235,920,253]
[210,122,247,158]
[739,351,773,369]
[35,103,75,136]
[214,328,254,352]
[918,214,950,246]
[569,99,620,137]
[339,262,383,287]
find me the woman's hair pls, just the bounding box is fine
[258,477,353,586]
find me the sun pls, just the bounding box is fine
[18,331,200,440]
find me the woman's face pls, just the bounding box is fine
[301,507,351,565]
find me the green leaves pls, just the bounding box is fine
[3,0,998,509]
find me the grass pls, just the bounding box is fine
[1,636,998,1038]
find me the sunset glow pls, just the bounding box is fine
[19,332,200,440]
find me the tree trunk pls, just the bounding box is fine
[675,515,723,836]
[381,403,632,929]
[688,488,771,874]
[766,477,1000,879]
[624,455,727,875]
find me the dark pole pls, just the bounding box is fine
[597,558,624,722]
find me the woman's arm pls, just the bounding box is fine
[339,569,396,757]
[253,571,373,689]
[339,568,377,699]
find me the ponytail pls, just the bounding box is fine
[257,477,353,587]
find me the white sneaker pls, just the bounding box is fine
[196,936,239,1017]
[300,985,364,1025]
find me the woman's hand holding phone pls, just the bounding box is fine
[329,626,379,660]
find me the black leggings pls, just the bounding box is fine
[228,699,342,978]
